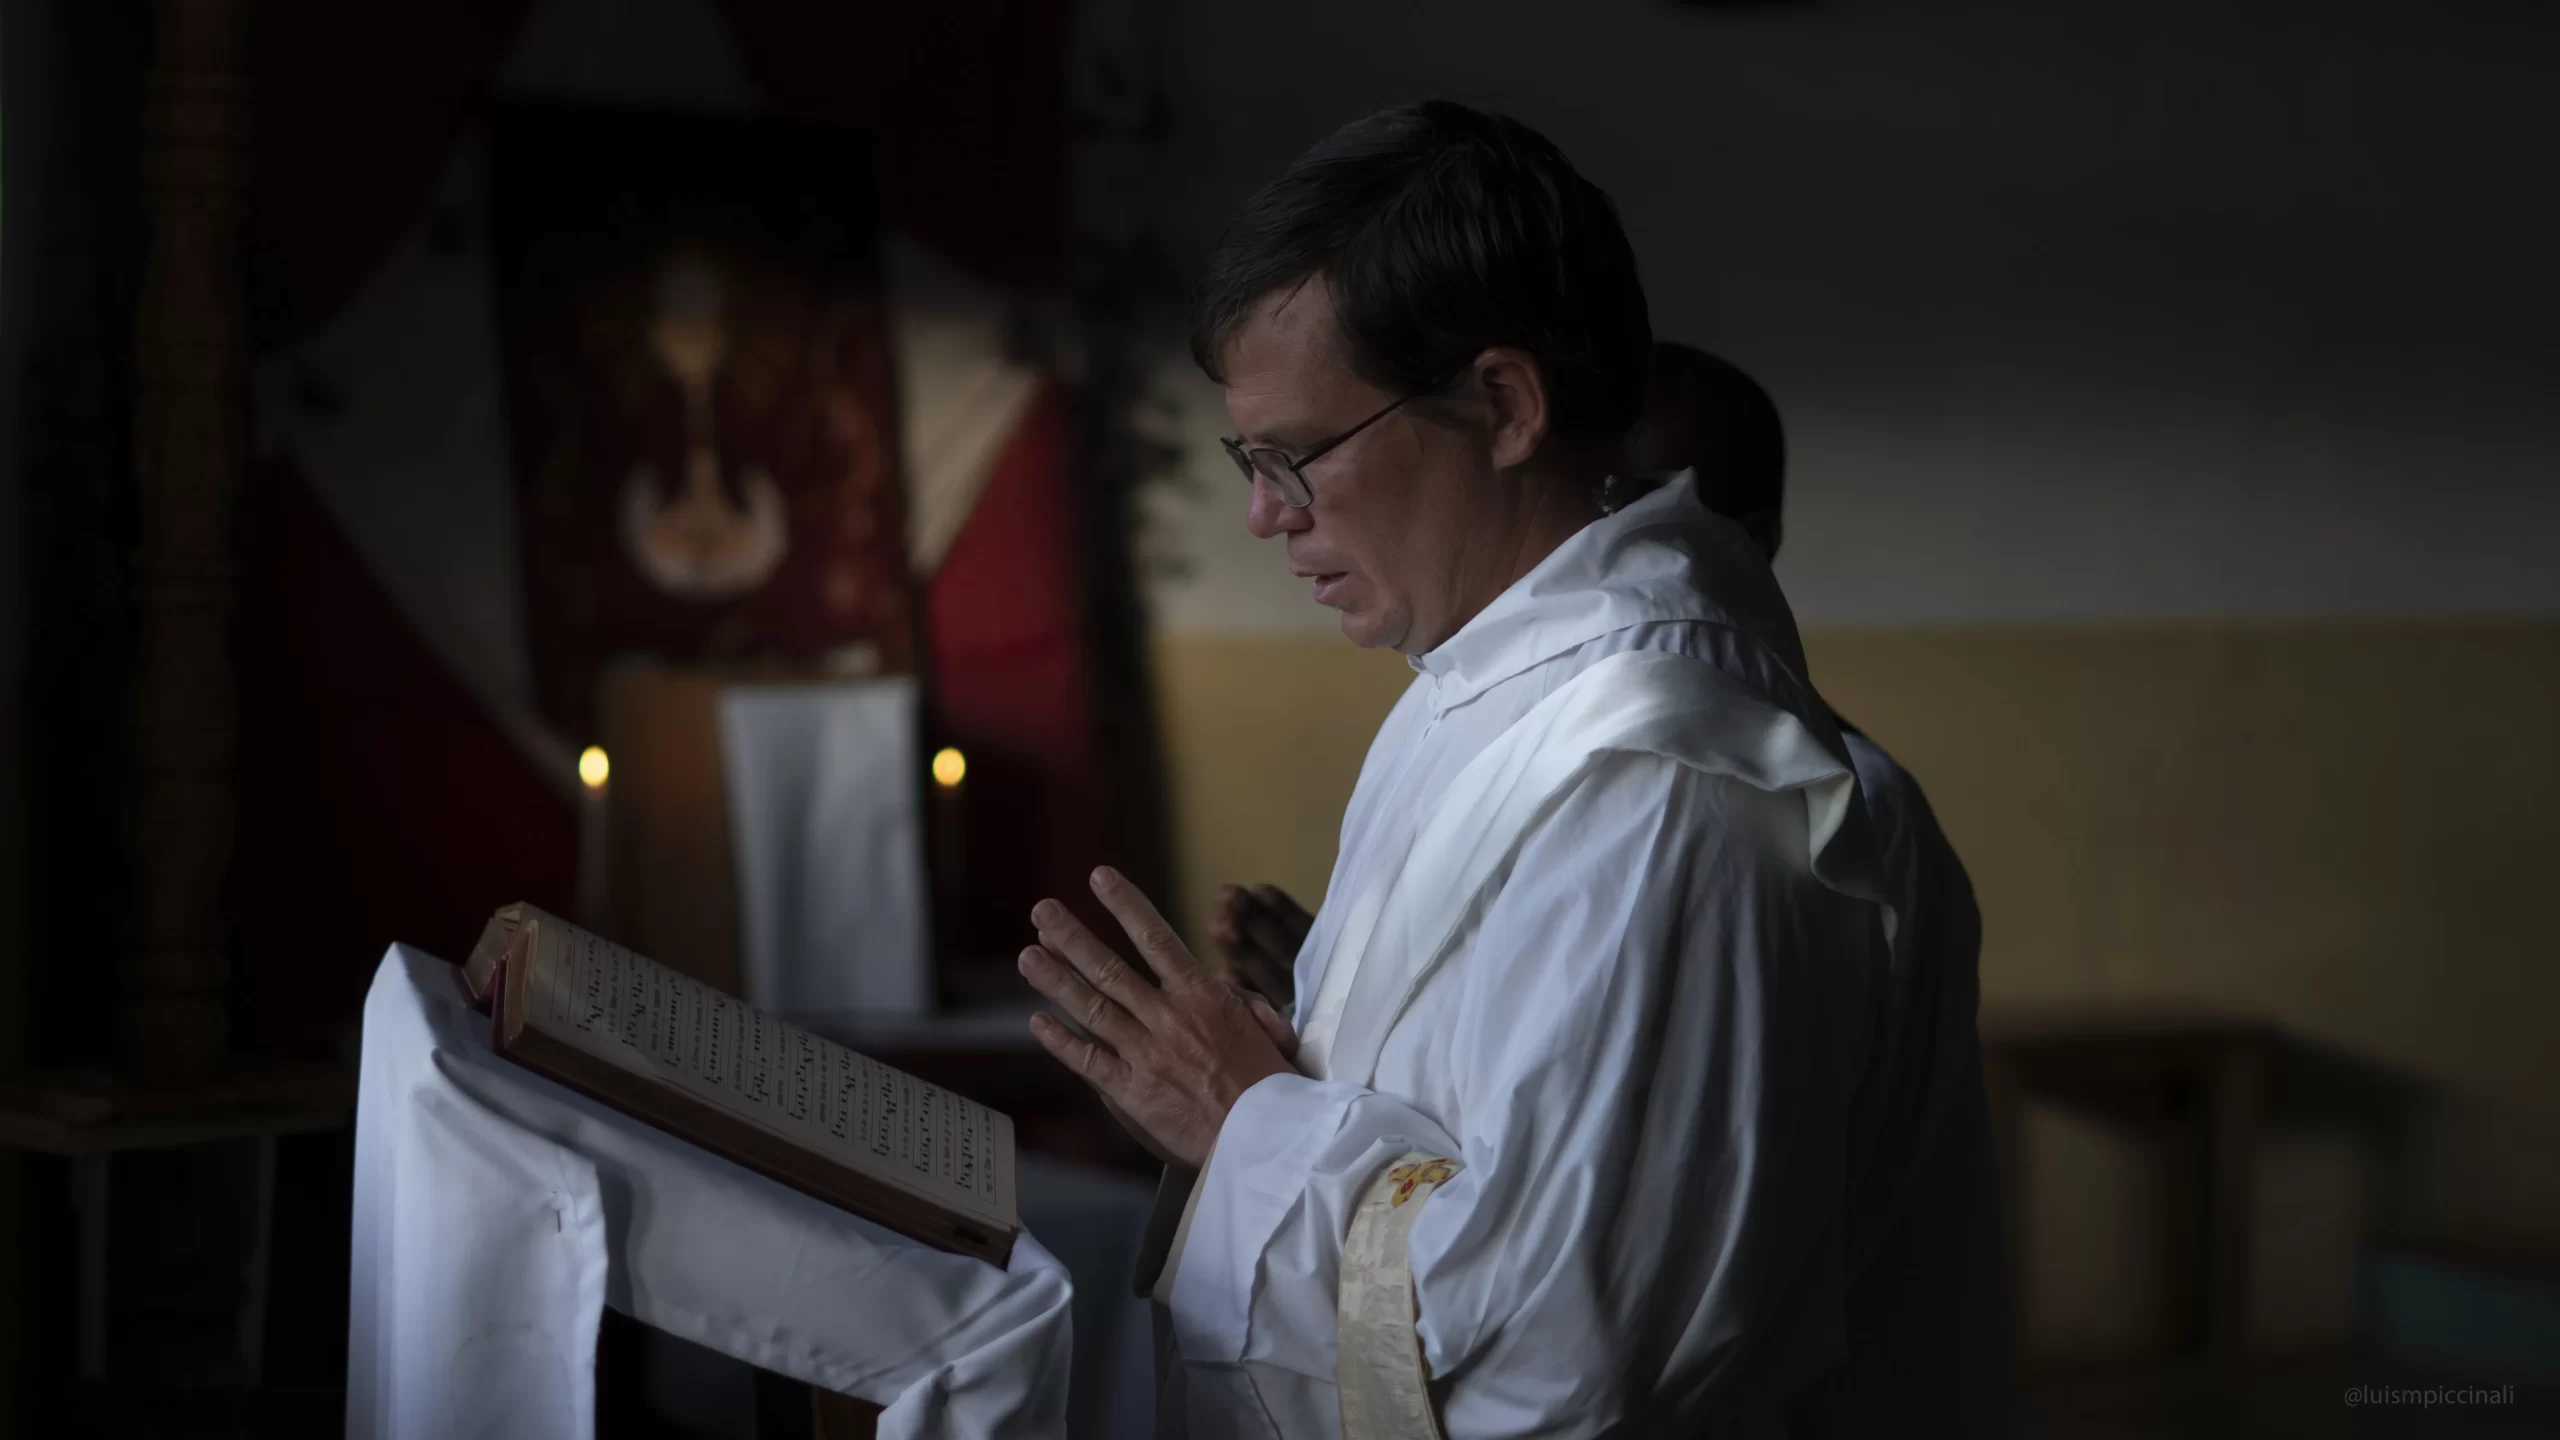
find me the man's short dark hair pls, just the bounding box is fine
[1190,101,1652,442]
[1646,342,1785,526]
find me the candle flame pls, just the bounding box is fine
[579,746,611,790]
[931,747,967,789]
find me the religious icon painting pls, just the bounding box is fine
[488,101,915,740]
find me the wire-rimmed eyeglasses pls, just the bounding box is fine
[1219,390,1427,510]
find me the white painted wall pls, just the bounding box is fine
[1118,0,2560,633]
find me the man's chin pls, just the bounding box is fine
[1337,608,1409,651]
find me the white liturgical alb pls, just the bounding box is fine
[1157,474,2007,1438]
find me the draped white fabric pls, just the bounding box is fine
[253,140,568,790]
[885,234,1044,575]
[1157,475,2005,1438]
[349,945,1074,1440]
[718,680,934,1018]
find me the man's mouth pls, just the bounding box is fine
[1295,567,1350,603]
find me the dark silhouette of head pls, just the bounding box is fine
[1628,341,1785,560]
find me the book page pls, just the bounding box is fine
[520,918,1010,1227]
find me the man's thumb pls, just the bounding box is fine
[1246,991,1299,1061]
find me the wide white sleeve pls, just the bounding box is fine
[1165,754,1887,1437]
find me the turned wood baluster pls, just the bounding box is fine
[126,0,250,1078]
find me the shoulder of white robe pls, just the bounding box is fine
[1587,652,1896,919]
[1324,650,1896,1086]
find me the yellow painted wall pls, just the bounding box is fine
[1150,624,2560,1318]
[1151,635,1417,944]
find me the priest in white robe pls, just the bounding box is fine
[1015,101,2002,1437]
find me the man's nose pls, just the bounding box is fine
[1243,475,1309,539]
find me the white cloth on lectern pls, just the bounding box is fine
[348,944,1070,1440]
[718,680,933,1017]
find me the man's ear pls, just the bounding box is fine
[1469,347,1551,471]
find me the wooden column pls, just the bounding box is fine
[125,0,250,1078]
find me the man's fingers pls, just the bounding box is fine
[1208,889,1251,968]
[1227,948,1288,1003]
[1029,1011,1130,1091]
[1208,885,1243,948]
[1017,945,1148,1051]
[1227,944,1295,1016]
[1251,884,1315,945]
[1244,990,1299,1062]
[1201,882,1300,1009]
[1089,867,1200,986]
[1031,899,1168,1021]
[1239,906,1301,972]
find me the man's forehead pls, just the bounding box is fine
[1226,281,1339,373]
[1221,279,1364,435]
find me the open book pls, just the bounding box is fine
[461,903,1018,1266]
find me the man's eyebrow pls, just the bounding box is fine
[1235,423,1315,451]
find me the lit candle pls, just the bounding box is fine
[576,745,611,926]
[931,746,966,909]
